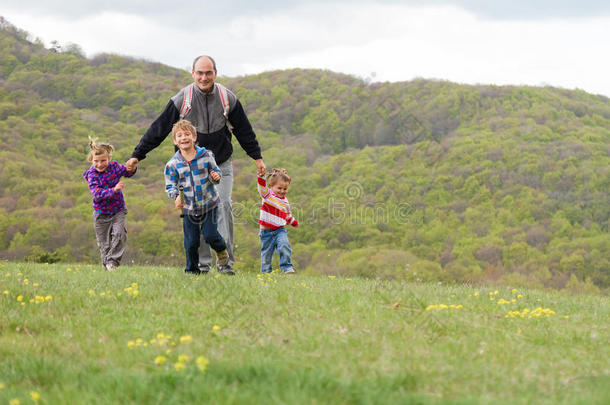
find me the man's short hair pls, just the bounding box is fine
[192,55,217,72]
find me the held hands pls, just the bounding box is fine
[175,195,184,209]
[125,158,138,173]
[210,171,221,182]
[255,159,266,177]
[113,182,124,192]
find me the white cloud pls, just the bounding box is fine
[1,3,609,96]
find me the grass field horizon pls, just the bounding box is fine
[1,261,608,404]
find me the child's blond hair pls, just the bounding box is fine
[87,136,114,162]
[172,119,197,141]
[267,168,291,186]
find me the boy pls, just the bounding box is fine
[164,120,232,275]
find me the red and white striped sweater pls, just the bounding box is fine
[257,176,298,230]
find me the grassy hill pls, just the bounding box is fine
[1,262,609,404]
[0,19,608,291]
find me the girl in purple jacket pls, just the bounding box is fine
[83,137,136,271]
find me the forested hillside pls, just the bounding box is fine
[1,19,608,291]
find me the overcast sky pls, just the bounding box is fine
[1,1,609,97]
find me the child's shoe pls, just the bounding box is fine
[283,268,296,274]
[218,267,235,275]
[106,263,116,272]
[216,249,229,267]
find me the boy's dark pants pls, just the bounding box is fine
[183,207,226,273]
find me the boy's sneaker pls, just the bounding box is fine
[283,268,296,274]
[106,263,116,272]
[218,266,235,276]
[216,249,229,267]
[184,269,201,275]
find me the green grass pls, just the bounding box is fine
[1,262,608,404]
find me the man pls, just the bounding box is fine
[126,55,266,274]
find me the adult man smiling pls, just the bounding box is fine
[127,55,266,274]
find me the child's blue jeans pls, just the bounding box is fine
[259,227,293,273]
[183,207,226,273]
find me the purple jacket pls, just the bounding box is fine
[83,161,135,215]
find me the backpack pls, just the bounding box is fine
[179,82,232,129]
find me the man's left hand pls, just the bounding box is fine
[255,159,266,176]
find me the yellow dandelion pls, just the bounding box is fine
[517,294,523,299]
[180,335,193,344]
[131,282,138,288]
[135,338,143,346]
[3,290,9,295]
[512,289,517,293]
[100,292,106,297]
[44,296,52,302]
[174,362,186,371]
[132,290,139,297]
[33,282,39,287]
[154,356,166,365]
[212,325,222,332]
[30,391,41,402]
[88,289,95,295]
[127,341,136,348]
[494,290,499,295]
[23,279,29,285]
[474,291,479,296]
[157,333,165,339]
[328,275,336,279]
[16,295,23,302]
[178,354,189,363]
[9,399,20,405]
[0,382,4,389]
[196,356,209,372]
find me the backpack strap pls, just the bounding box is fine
[179,83,194,119]
[215,83,230,118]
[215,82,233,130]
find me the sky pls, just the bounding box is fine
[1,0,609,97]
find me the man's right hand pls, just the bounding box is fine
[126,158,139,173]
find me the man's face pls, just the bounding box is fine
[192,57,217,93]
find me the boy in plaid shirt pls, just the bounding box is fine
[165,120,231,275]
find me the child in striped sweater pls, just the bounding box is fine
[257,169,299,274]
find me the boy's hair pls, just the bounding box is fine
[87,136,114,162]
[267,168,291,186]
[172,119,197,140]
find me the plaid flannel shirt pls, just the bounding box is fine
[164,146,221,215]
